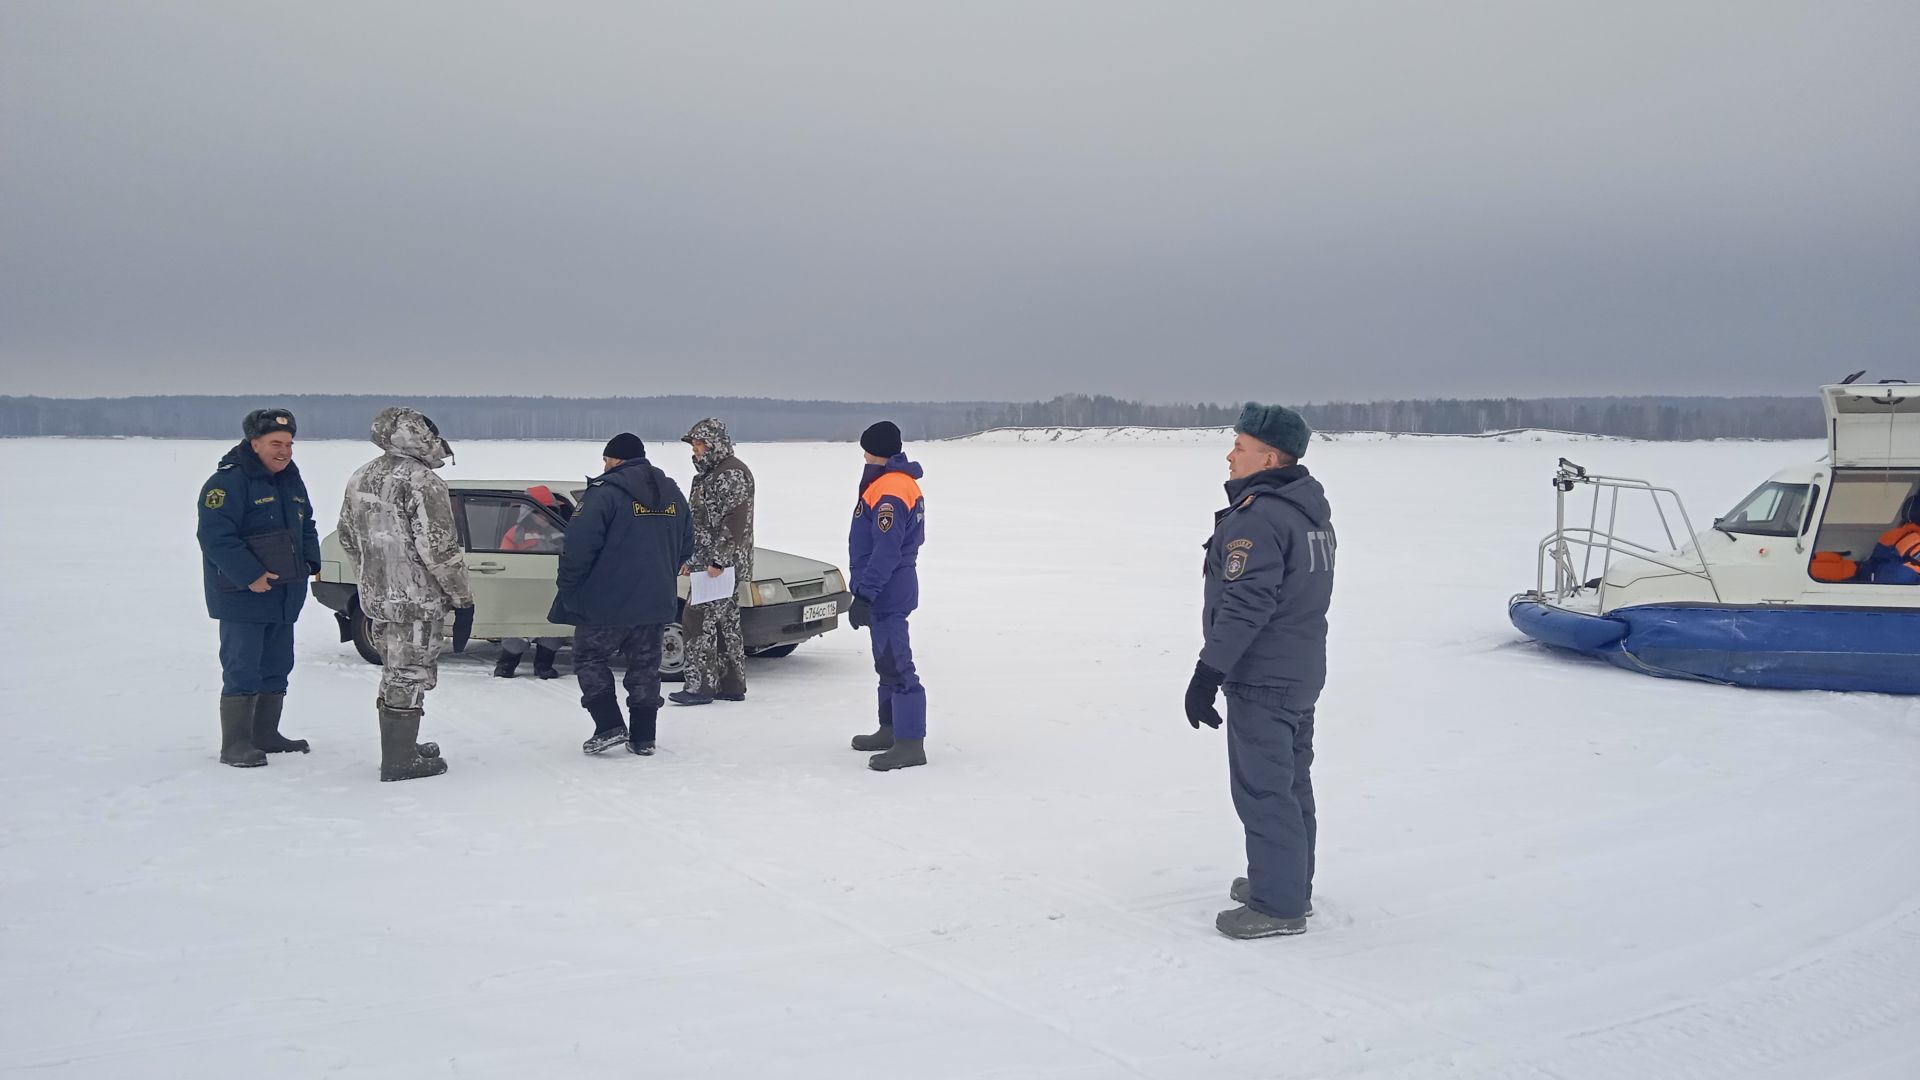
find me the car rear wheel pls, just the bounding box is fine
[659,621,686,681]
[349,603,383,665]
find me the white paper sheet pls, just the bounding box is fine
[689,566,736,606]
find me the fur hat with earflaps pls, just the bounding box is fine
[1233,402,1311,459]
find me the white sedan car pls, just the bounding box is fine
[311,478,850,676]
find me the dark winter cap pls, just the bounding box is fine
[860,420,902,458]
[1234,401,1311,459]
[603,432,645,460]
[242,408,297,439]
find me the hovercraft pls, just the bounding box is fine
[1509,377,1920,693]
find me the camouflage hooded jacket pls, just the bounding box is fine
[337,408,474,623]
[682,417,754,580]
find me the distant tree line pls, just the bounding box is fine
[0,395,1000,443]
[1290,396,1822,441]
[0,392,1823,441]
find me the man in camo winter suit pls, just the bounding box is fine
[337,407,474,782]
[671,417,754,706]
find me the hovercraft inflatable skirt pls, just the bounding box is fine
[1508,597,1920,694]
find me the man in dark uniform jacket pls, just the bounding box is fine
[1187,403,1336,939]
[195,408,322,768]
[549,433,695,756]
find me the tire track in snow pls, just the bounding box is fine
[1525,904,1920,1079]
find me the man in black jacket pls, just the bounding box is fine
[195,408,322,768]
[1188,402,1336,940]
[548,434,695,756]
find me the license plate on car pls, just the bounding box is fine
[802,601,837,623]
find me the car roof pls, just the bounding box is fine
[448,479,582,491]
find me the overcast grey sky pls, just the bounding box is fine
[3,2,1915,403]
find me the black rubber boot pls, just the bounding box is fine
[493,650,523,678]
[251,692,309,754]
[533,645,560,680]
[867,738,926,771]
[372,697,439,758]
[851,724,894,752]
[220,695,267,768]
[582,695,628,754]
[852,698,894,751]
[1215,905,1307,939]
[627,699,658,756]
[378,704,448,782]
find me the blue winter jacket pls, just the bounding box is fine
[1860,539,1920,584]
[548,457,695,628]
[1200,464,1336,691]
[849,455,926,614]
[196,442,323,623]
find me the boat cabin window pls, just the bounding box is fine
[1809,471,1920,583]
[1716,482,1813,537]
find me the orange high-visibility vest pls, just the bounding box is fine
[1809,551,1857,582]
[1879,523,1920,569]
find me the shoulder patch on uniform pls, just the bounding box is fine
[1224,538,1253,581]
[203,488,227,509]
[876,504,895,533]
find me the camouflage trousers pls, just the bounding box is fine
[573,624,665,709]
[682,598,745,696]
[376,617,443,710]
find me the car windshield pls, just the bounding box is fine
[1717,481,1812,537]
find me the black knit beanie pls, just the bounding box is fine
[859,421,902,458]
[603,432,645,460]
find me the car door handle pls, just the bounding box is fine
[469,561,506,574]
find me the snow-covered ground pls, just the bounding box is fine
[3,434,1917,1080]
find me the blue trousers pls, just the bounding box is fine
[218,620,296,697]
[1225,683,1318,919]
[869,612,926,740]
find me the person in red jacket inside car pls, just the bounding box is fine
[495,486,567,679]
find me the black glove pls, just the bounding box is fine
[1185,661,1225,729]
[451,605,475,653]
[847,595,872,630]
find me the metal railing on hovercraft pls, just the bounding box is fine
[1531,458,1722,608]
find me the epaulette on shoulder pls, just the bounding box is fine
[217,463,236,471]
